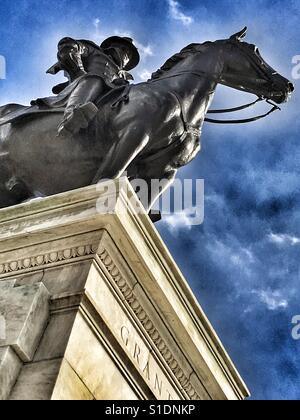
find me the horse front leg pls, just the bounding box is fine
[142,171,177,214]
[92,131,150,183]
[127,167,177,216]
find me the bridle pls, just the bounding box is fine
[149,40,282,125]
[205,40,281,124]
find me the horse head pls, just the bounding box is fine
[219,27,294,104]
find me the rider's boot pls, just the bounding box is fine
[57,77,105,136]
[57,102,99,136]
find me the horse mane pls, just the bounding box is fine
[151,43,207,80]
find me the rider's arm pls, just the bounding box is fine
[46,62,63,75]
[57,40,89,81]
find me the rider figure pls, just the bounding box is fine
[47,36,140,136]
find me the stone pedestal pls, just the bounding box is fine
[0,178,249,400]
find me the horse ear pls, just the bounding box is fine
[230,27,248,41]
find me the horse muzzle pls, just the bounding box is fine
[270,79,295,104]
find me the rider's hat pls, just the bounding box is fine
[100,36,140,71]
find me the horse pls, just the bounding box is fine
[0,28,294,213]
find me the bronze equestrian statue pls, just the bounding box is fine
[0,28,294,213]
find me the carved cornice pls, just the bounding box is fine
[0,244,98,275]
[98,247,201,400]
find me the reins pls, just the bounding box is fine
[205,98,281,124]
[149,67,281,125]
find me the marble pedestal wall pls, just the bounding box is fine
[0,179,250,400]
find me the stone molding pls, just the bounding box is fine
[97,246,200,400]
[0,244,98,277]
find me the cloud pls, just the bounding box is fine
[89,26,154,60]
[163,208,200,233]
[93,18,100,29]
[138,69,152,81]
[113,30,154,59]
[253,290,289,311]
[167,0,194,26]
[268,233,300,246]
[231,248,255,266]
[205,238,255,278]
[136,42,154,58]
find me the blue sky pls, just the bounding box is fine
[0,0,299,400]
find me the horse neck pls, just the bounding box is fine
[162,49,222,126]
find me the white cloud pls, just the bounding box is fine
[136,43,154,58]
[230,248,255,267]
[93,18,100,29]
[163,208,199,233]
[253,289,288,311]
[167,0,194,26]
[113,30,154,59]
[206,239,255,278]
[92,18,102,41]
[88,26,154,60]
[268,233,300,246]
[138,69,152,81]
